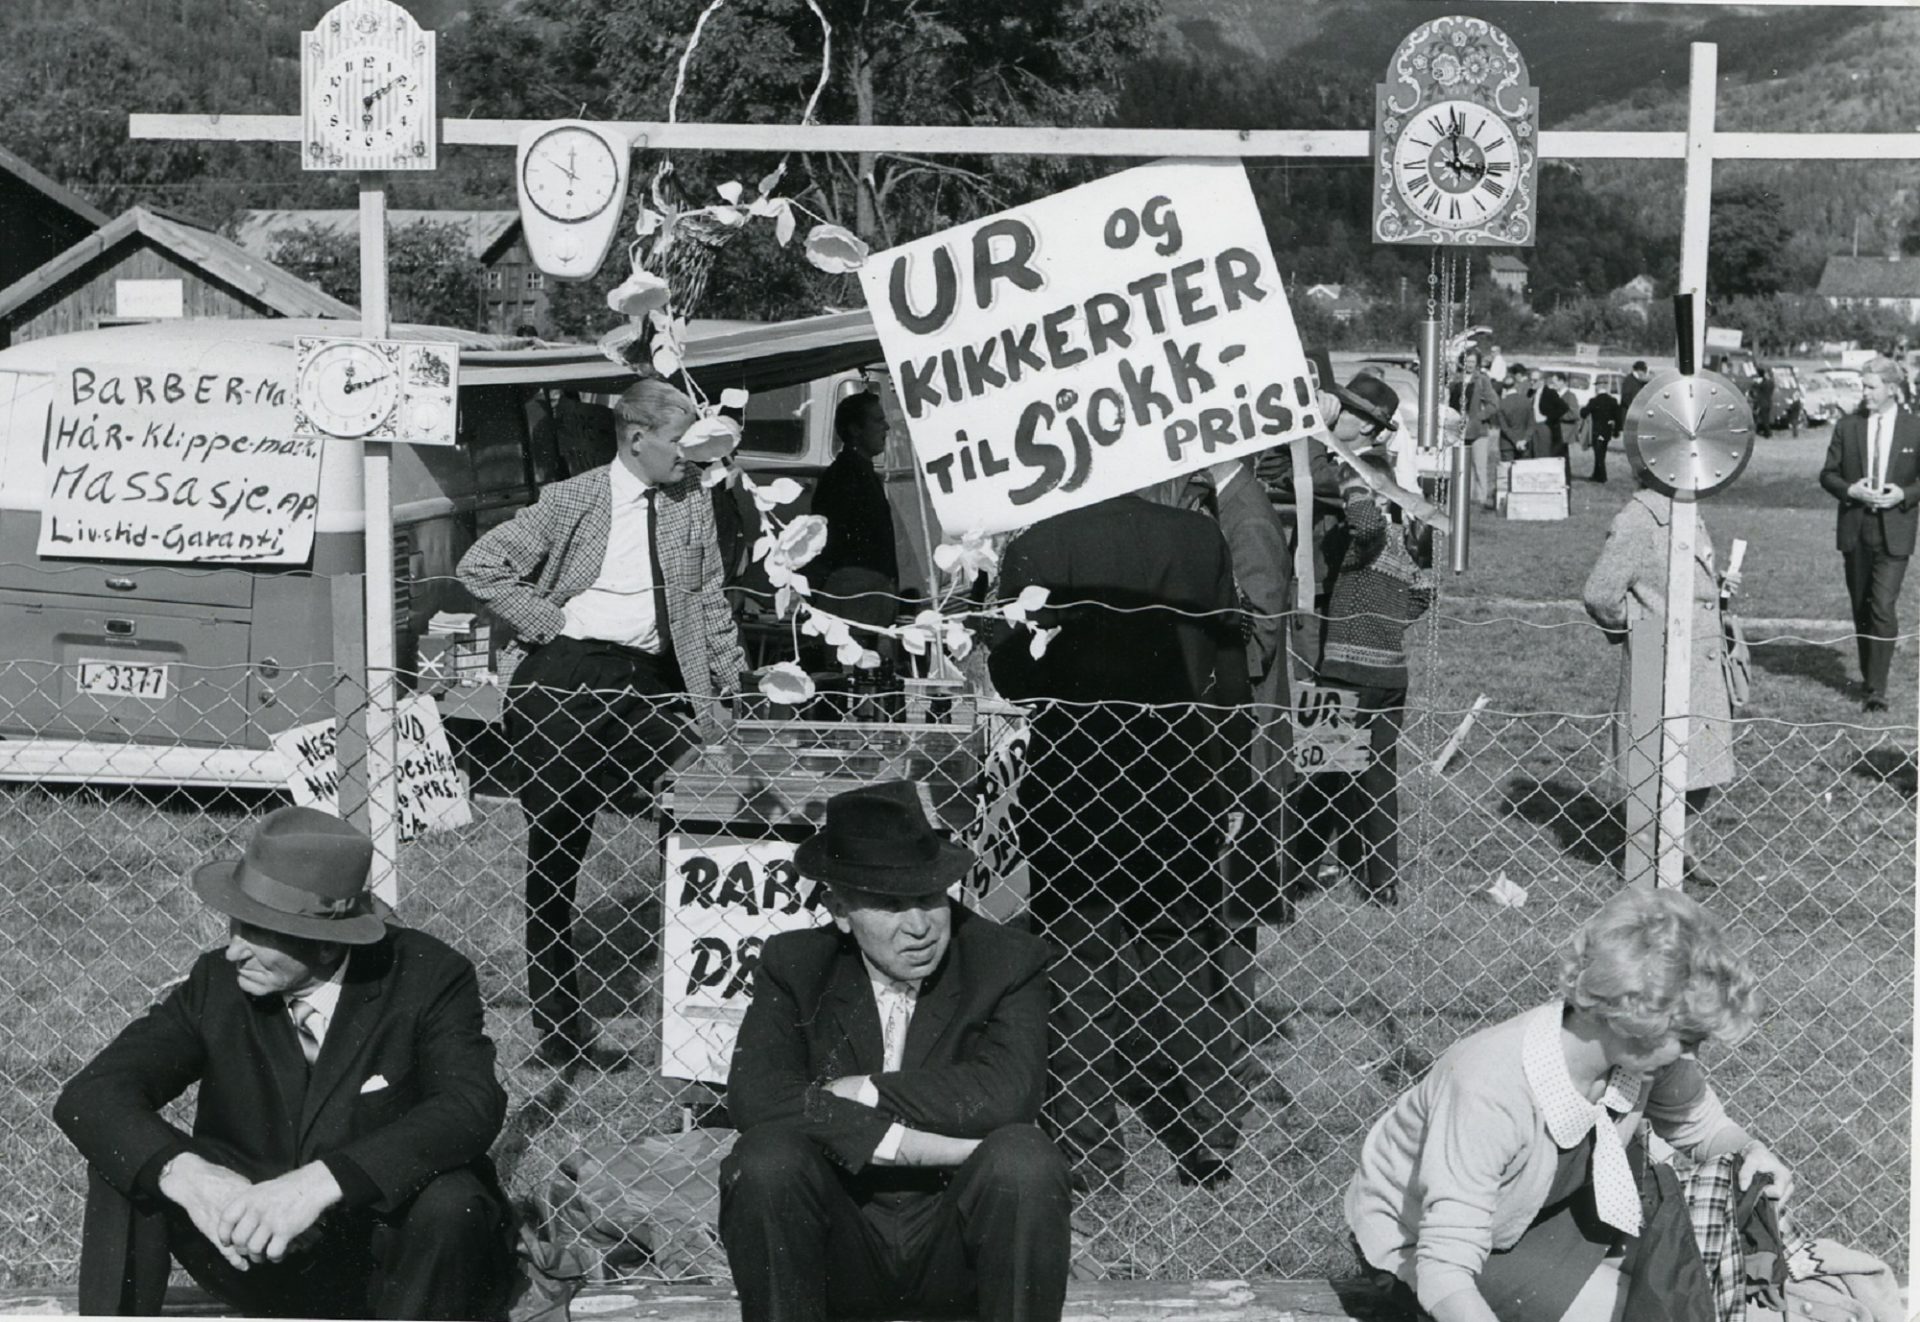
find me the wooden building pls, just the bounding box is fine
[0,145,109,293]
[1816,254,1920,323]
[0,207,355,348]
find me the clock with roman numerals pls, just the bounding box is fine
[1372,16,1537,247]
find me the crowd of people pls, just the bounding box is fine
[46,350,1908,1322]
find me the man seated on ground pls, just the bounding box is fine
[53,805,512,1320]
[719,780,1070,1322]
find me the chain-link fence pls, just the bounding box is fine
[0,632,1910,1288]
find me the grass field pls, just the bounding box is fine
[0,420,1911,1286]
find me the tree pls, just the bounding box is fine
[1709,183,1796,298]
[270,220,487,330]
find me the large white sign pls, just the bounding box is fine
[660,835,827,1084]
[269,693,473,841]
[859,158,1320,537]
[36,359,319,563]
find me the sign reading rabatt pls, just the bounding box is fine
[35,356,319,564]
[860,159,1320,536]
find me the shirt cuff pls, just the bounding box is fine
[856,1077,880,1109]
[872,1122,907,1165]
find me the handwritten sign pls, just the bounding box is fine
[859,159,1319,536]
[36,358,318,563]
[952,719,1031,924]
[268,694,473,841]
[1291,683,1371,775]
[661,836,827,1084]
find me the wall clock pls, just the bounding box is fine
[1373,16,1538,246]
[295,338,461,446]
[302,0,437,172]
[516,121,632,281]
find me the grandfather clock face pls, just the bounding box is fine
[301,0,437,172]
[1372,18,1538,247]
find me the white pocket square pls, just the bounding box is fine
[359,1074,390,1094]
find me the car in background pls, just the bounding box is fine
[1802,367,1864,426]
[1526,362,1623,413]
[1766,363,1805,435]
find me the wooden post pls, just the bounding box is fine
[1656,43,1716,891]
[1288,435,1318,676]
[1622,609,1664,887]
[358,178,400,906]
[330,573,370,829]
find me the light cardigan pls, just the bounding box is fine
[1345,1001,1745,1314]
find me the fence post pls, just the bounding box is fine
[331,573,372,841]
[1622,608,1662,888]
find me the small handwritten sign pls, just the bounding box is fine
[953,719,1031,923]
[269,693,473,841]
[36,359,319,563]
[1291,683,1371,775]
[860,158,1319,536]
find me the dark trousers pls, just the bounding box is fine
[508,636,693,1054]
[169,1169,510,1320]
[719,1124,1071,1322]
[1842,519,1910,701]
[1035,899,1251,1192]
[1291,687,1405,903]
[1591,432,1612,482]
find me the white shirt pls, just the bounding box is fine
[1868,405,1897,491]
[285,952,351,1053]
[855,956,922,1163]
[561,462,664,650]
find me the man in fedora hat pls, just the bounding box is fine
[720,780,1070,1322]
[54,805,513,1319]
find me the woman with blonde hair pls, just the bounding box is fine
[1346,888,1792,1321]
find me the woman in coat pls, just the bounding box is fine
[1345,888,1792,1322]
[1580,477,1739,875]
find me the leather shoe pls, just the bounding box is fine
[1864,695,1890,713]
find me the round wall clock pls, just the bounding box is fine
[516,121,632,282]
[296,339,401,440]
[1373,17,1538,247]
[302,0,437,173]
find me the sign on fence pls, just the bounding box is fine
[34,357,319,563]
[1291,683,1371,774]
[269,693,472,840]
[660,835,826,1084]
[860,158,1319,536]
[952,718,1031,924]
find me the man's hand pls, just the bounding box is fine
[1868,485,1904,511]
[215,1162,343,1265]
[1738,1142,1796,1203]
[158,1153,255,1272]
[1848,477,1887,507]
[824,1074,871,1103]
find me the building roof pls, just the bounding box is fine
[1488,255,1529,273]
[0,207,358,323]
[0,145,109,230]
[1815,255,1920,300]
[231,210,522,264]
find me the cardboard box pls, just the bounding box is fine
[1505,490,1569,521]
[1507,458,1566,494]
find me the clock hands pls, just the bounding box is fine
[342,373,392,395]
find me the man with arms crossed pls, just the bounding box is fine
[720,780,1070,1322]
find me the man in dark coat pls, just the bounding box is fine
[1619,360,1651,418]
[808,391,902,600]
[53,806,511,1319]
[720,781,1069,1322]
[1582,386,1624,484]
[1819,355,1920,711]
[990,493,1252,1193]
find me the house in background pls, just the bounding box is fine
[1815,254,1920,322]
[1488,254,1529,303]
[232,209,543,333]
[0,207,354,348]
[1303,282,1373,324]
[0,146,109,293]
[1610,273,1657,320]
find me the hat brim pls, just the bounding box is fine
[192,859,390,945]
[1326,384,1399,432]
[792,835,975,898]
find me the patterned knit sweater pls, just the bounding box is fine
[1317,487,1434,690]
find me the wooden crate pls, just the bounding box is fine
[1504,489,1569,521]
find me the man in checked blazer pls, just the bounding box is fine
[54,806,511,1319]
[459,378,749,1066]
[1819,355,1920,712]
[720,781,1071,1322]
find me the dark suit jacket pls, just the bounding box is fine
[54,926,508,1311]
[725,906,1052,1174]
[1819,409,1920,557]
[809,445,899,587]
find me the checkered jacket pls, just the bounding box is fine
[456,465,748,699]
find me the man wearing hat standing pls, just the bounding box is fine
[720,780,1070,1322]
[54,806,512,1319]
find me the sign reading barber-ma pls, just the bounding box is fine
[860,159,1319,536]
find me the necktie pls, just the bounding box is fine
[878,983,911,1072]
[290,998,322,1066]
[1589,1102,1642,1236]
[1871,414,1888,491]
[645,488,675,658]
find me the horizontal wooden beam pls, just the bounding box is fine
[128,115,1919,162]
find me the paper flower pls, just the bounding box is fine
[679,415,742,463]
[933,530,998,582]
[700,460,737,490]
[1029,625,1060,660]
[606,268,671,317]
[1000,584,1051,626]
[804,224,870,274]
[1486,873,1529,908]
[748,476,804,514]
[758,662,814,706]
[835,638,866,666]
[596,320,646,367]
[774,514,828,569]
[634,208,664,239]
[719,387,750,410]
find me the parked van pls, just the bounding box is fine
[0,312,884,784]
